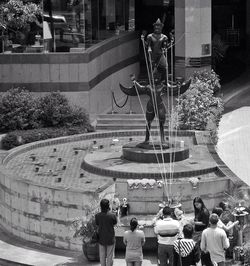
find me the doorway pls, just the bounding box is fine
[212,0,247,82]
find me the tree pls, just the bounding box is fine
[0,0,42,31]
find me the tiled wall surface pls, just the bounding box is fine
[0,166,115,251]
[116,177,231,215]
[0,32,140,116]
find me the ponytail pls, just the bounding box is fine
[130,217,138,232]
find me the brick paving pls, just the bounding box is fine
[5,134,217,192]
[5,140,111,192]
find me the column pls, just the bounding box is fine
[175,0,211,79]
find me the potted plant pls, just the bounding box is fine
[70,213,100,261]
[69,193,116,261]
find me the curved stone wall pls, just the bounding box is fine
[0,168,113,251]
[0,130,246,251]
[0,132,118,251]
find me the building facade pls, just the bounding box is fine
[0,0,249,116]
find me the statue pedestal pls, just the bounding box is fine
[122,141,189,163]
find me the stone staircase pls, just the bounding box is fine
[96,69,176,131]
[96,114,169,131]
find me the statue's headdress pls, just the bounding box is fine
[153,18,164,27]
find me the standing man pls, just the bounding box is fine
[154,206,180,266]
[200,213,230,266]
[95,199,117,266]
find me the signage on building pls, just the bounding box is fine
[143,0,170,6]
[202,44,211,56]
[163,0,170,6]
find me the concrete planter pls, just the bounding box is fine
[82,241,100,261]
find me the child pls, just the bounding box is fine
[120,198,130,217]
[174,208,189,238]
[111,196,120,217]
[173,224,201,266]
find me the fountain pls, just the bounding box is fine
[0,19,248,254]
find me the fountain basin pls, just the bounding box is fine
[122,141,189,163]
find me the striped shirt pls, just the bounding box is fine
[154,217,180,245]
[174,239,196,257]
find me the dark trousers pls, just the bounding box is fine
[158,244,174,266]
[201,251,213,266]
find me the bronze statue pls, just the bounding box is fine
[119,18,190,145]
[120,75,191,144]
[145,18,169,79]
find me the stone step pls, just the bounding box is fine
[98,114,145,119]
[96,119,168,126]
[96,124,169,130]
[97,118,147,125]
[96,114,172,130]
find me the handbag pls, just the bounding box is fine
[201,251,213,266]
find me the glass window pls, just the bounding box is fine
[84,0,135,48]
[0,0,43,53]
[0,0,135,53]
[128,0,135,31]
[43,0,85,52]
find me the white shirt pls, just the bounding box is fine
[154,217,180,245]
[200,226,230,262]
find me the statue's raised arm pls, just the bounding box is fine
[165,79,191,96]
[119,74,191,144]
[119,74,149,96]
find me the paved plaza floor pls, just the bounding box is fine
[217,107,250,187]
[217,68,250,187]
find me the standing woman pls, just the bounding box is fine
[123,217,145,266]
[193,197,210,239]
[193,197,211,266]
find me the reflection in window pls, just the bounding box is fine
[43,0,85,52]
[0,0,43,53]
[0,0,135,53]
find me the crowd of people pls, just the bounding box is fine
[94,196,245,266]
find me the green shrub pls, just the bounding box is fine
[176,71,224,144]
[176,80,213,130]
[0,89,91,133]
[1,133,21,150]
[192,69,221,94]
[0,88,39,132]
[1,125,94,150]
[68,106,91,127]
[37,91,90,128]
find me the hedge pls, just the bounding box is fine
[1,125,94,150]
